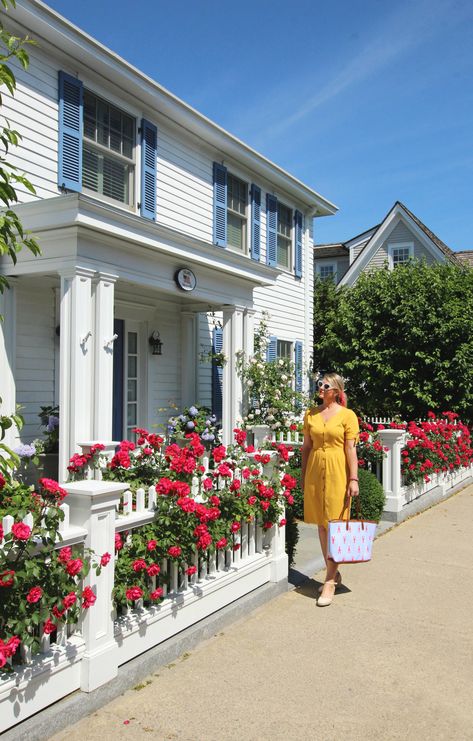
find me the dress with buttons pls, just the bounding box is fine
[303,407,359,528]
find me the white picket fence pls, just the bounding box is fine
[0,461,287,733]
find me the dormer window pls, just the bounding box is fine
[388,243,414,268]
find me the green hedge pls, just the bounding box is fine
[350,468,385,522]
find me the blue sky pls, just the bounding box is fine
[46,0,473,250]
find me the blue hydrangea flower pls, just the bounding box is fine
[14,443,36,458]
[178,414,187,422]
[185,421,195,431]
[209,415,217,423]
[188,406,199,417]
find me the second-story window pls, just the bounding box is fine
[277,340,292,359]
[83,91,135,206]
[227,173,247,252]
[277,203,292,269]
[318,264,336,281]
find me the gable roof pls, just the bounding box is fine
[338,201,464,286]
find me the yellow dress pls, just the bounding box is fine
[303,406,359,528]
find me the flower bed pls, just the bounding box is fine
[400,412,473,485]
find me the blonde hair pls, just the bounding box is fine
[322,372,347,407]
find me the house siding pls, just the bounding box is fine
[15,280,57,443]
[366,220,436,270]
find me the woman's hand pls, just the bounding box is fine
[347,480,359,498]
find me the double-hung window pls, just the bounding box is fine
[317,263,336,281]
[227,173,248,252]
[277,340,292,360]
[82,90,135,206]
[277,203,292,269]
[388,243,413,268]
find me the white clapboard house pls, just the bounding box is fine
[0,0,336,479]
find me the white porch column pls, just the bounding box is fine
[222,305,244,446]
[378,429,407,518]
[242,307,256,414]
[59,268,95,481]
[93,272,117,440]
[181,311,197,408]
[0,282,17,449]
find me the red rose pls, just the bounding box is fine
[82,586,96,608]
[0,473,5,489]
[147,563,161,577]
[11,522,31,541]
[202,477,213,491]
[263,522,273,529]
[132,559,147,572]
[115,533,123,551]
[248,495,257,505]
[278,518,287,527]
[26,586,43,603]
[126,586,143,601]
[147,539,158,551]
[0,570,14,588]
[0,524,3,541]
[209,495,220,506]
[58,546,72,563]
[216,537,228,549]
[43,618,57,635]
[212,445,227,463]
[245,445,255,453]
[156,477,173,496]
[230,479,241,491]
[185,565,197,576]
[233,543,241,551]
[100,552,111,567]
[150,587,164,601]
[52,606,65,620]
[39,477,67,502]
[66,558,83,576]
[230,522,241,533]
[167,546,182,558]
[217,463,232,477]
[261,501,270,511]
[63,592,77,609]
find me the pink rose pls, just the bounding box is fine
[132,559,147,572]
[115,533,123,551]
[126,586,143,601]
[81,586,96,608]
[248,496,257,505]
[26,586,43,603]
[100,552,111,567]
[167,546,182,558]
[202,477,214,491]
[58,546,72,563]
[63,592,77,609]
[43,618,57,635]
[230,522,241,533]
[11,522,31,541]
[147,539,157,551]
[66,558,83,576]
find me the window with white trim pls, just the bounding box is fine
[227,173,247,252]
[317,263,336,281]
[388,243,413,268]
[83,90,135,206]
[277,202,292,269]
[277,340,292,360]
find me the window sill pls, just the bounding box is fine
[82,187,136,214]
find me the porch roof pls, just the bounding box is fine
[5,195,281,300]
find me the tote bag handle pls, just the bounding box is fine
[341,495,364,530]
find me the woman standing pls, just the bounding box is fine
[301,373,359,606]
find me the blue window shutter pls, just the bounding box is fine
[212,327,223,421]
[250,184,261,261]
[295,341,303,393]
[266,194,277,267]
[141,119,157,220]
[267,335,277,362]
[294,210,303,278]
[58,71,83,192]
[213,162,227,247]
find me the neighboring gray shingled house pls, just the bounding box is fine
[314,201,465,286]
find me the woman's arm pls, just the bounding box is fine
[345,439,359,497]
[301,432,312,490]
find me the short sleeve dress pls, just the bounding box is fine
[303,406,359,528]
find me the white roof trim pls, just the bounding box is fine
[338,204,450,287]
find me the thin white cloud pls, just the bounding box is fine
[235,0,472,145]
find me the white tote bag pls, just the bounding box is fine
[327,497,377,564]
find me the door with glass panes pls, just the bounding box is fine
[112,319,143,440]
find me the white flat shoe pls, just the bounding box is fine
[317,579,337,607]
[318,572,341,594]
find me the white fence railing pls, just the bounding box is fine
[248,425,473,521]
[1,473,288,733]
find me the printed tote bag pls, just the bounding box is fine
[327,497,377,564]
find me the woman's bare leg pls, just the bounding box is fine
[319,525,339,600]
[318,525,327,566]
